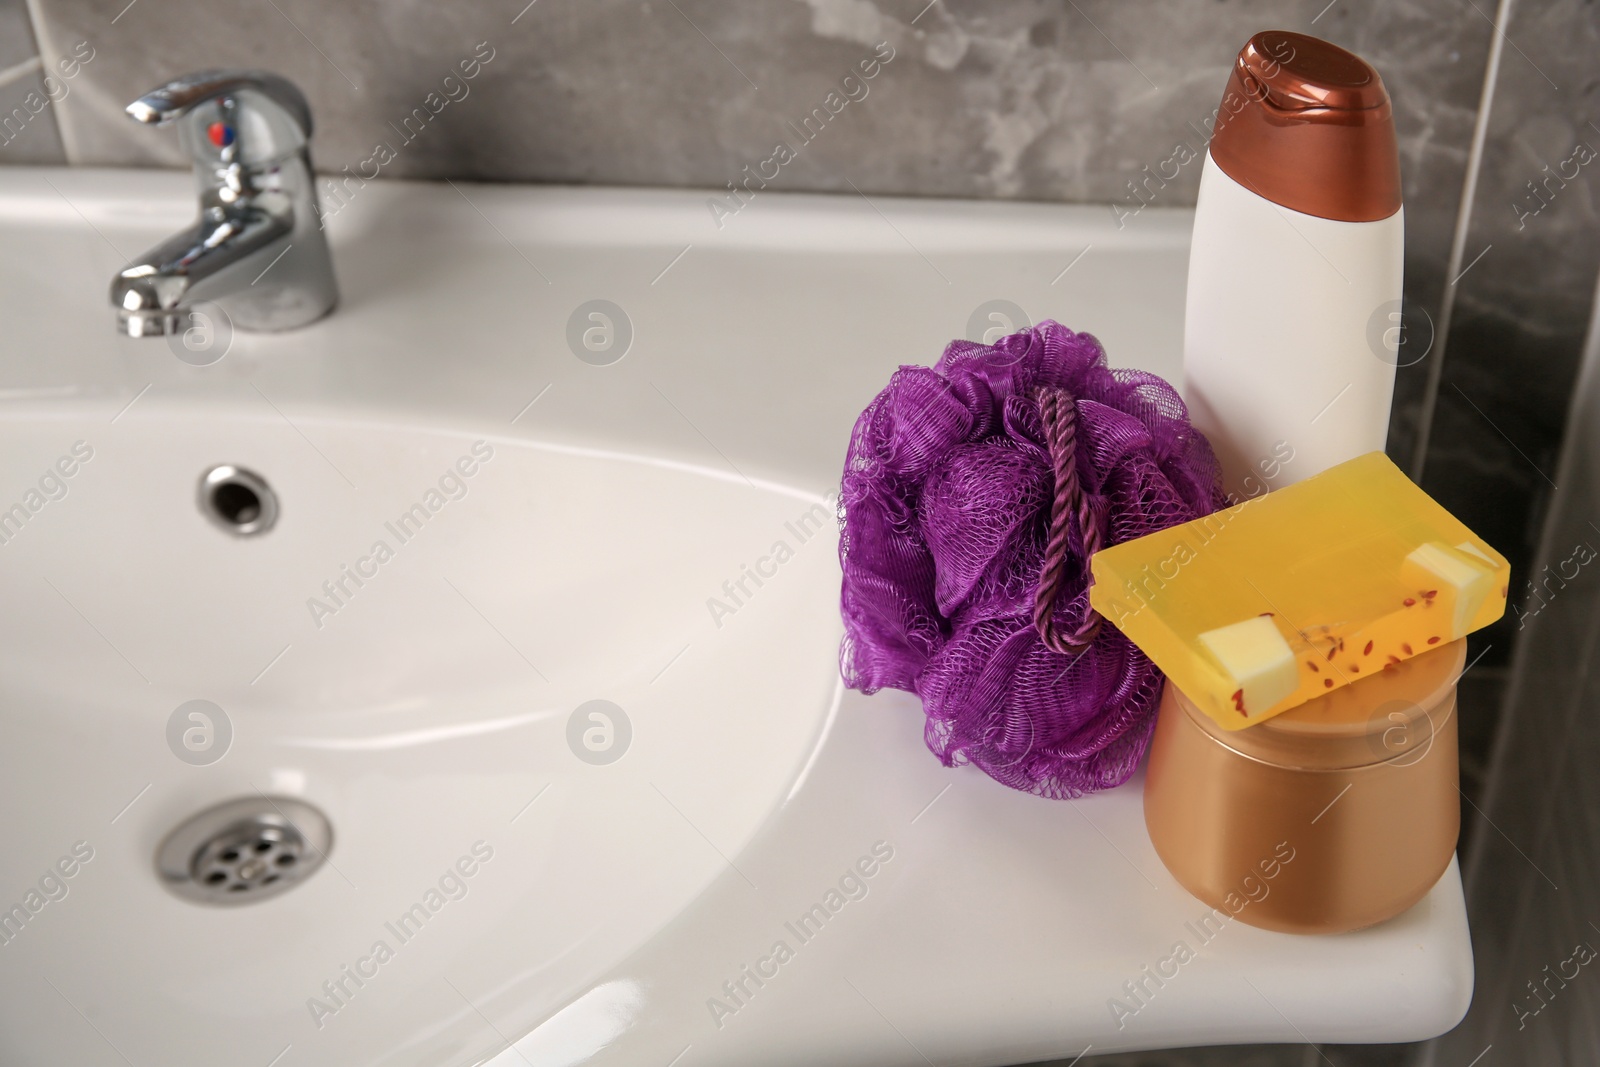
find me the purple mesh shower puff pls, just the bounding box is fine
[837,321,1228,798]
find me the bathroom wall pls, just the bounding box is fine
[0,0,65,162]
[2,2,1596,1065]
[1411,0,1600,801]
[1418,3,1600,1064]
[1422,257,1600,1067]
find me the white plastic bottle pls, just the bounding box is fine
[1183,30,1404,502]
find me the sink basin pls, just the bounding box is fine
[0,404,840,1065]
[0,168,1471,1066]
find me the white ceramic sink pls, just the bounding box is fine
[0,169,1471,1066]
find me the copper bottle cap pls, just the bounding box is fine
[1209,30,1401,222]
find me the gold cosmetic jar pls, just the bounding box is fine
[1144,639,1463,934]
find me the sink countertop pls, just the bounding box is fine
[518,690,1472,1066]
[0,168,1471,1066]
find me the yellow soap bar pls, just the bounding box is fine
[1088,452,1509,730]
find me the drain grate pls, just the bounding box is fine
[156,796,331,905]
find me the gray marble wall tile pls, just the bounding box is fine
[0,69,68,164]
[0,0,67,164]
[1420,3,1600,1058]
[0,0,39,70]
[1415,0,1600,679]
[1455,668,1510,859]
[1426,266,1600,1067]
[15,1,1486,197]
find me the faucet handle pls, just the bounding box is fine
[126,69,311,132]
[125,70,313,166]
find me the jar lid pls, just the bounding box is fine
[1170,638,1464,770]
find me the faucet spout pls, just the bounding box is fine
[114,205,294,336]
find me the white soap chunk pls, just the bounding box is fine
[1401,541,1494,640]
[1198,615,1299,721]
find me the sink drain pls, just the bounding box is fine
[156,796,332,905]
[198,465,278,536]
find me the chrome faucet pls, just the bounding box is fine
[111,70,337,337]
